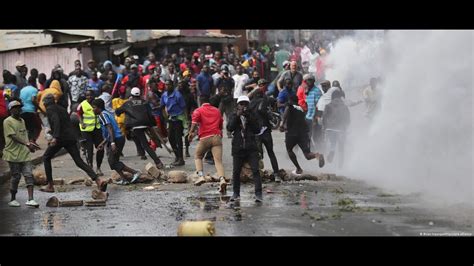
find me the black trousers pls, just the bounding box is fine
[132,128,162,165]
[232,152,262,197]
[81,129,104,169]
[20,112,41,141]
[257,130,279,173]
[168,120,184,159]
[107,137,126,171]
[43,140,98,182]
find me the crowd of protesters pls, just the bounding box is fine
[2,40,381,206]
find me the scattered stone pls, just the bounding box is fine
[429,221,434,226]
[145,162,162,179]
[33,169,47,186]
[67,178,85,185]
[52,179,65,186]
[167,171,188,183]
[46,196,83,207]
[85,200,106,207]
[92,189,108,200]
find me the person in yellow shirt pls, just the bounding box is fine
[111,87,127,137]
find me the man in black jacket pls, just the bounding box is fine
[115,87,164,169]
[227,95,263,203]
[40,94,106,193]
[249,79,282,182]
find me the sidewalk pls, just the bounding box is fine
[0,131,67,184]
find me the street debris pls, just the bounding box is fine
[85,200,106,207]
[178,221,215,236]
[167,170,188,183]
[46,196,83,207]
[67,178,85,185]
[32,169,47,186]
[92,189,108,200]
[145,162,164,179]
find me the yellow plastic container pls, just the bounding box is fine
[178,221,215,236]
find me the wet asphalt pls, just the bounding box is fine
[0,130,472,236]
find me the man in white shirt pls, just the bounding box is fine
[232,65,249,103]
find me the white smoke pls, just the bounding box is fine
[326,30,473,206]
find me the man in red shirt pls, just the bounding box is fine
[296,79,308,112]
[188,95,227,194]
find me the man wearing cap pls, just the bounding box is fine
[3,100,40,207]
[161,80,187,166]
[14,61,28,93]
[122,64,143,93]
[303,74,323,149]
[40,94,106,193]
[115,87,164,168]
[227,95,263,202]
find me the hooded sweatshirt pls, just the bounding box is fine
[37,80,63,113]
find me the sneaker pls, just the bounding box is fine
[130,171,142,184]
[218,177,227,195]
[185,150,191,158]
[194,176,206,186]
[255,194,263,203]
[25,199,39,207]
[292,169,303,176]
[230,194,240,202]
[114,179,130,185]
[319,154,325,168]
[8,200,20,207]
[140,155,147,160]
[96,168,104,176]
[327,151,335,163]
[274,174,282,183]
[172,158,185,166]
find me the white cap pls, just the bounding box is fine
[15,60,26,67]
[131,87,141,96]
[237,95,250,104]
[8,100,23,110]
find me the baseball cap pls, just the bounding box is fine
[132,55,139,60]
[15,61,26,67]
[237,95,250,104]
[258,79,269,85]
[130,64,138,69]
[8,100,23,110]
[131,87,141,96]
